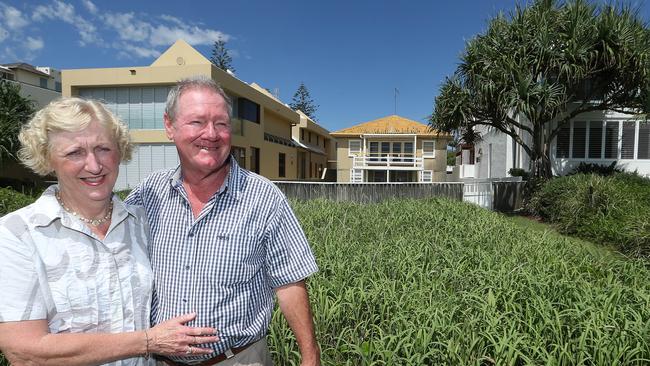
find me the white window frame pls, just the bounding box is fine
[350,169,363,183]
[348,140,361,157]
[420,170,433,182]
[422,140,435,158]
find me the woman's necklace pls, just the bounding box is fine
[55,190,113,227]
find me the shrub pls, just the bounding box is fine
[508,167,530,180]
[0,186,37,216]
[530,173,650,258]
[568,161,624,176]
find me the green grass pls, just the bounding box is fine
[269,198,650,365]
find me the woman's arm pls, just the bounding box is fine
[0,313,217,366]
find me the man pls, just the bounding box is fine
[126,75,320,366]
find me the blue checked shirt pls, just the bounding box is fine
[126,158,318,364]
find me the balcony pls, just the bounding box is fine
[352,154,423,170]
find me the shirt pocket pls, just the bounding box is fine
[204,234,264,287]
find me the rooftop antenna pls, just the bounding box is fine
[394,87,399,115]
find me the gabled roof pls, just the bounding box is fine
[150,39,211,67]
[1,62,50,77]
[331,115,449,137]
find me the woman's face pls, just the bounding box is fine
[48,120,120,207]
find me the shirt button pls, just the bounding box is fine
[189,232,194,237]
[182,299,188,303]
[185,265,190,270]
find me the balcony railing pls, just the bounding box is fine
[352,154,423,169]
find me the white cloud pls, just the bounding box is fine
[2,4,29,30]
[32,0,100,45]
[81,0,97,14]
[118,43,160,59]
[25,36,43,51]
[103,12,151,42]
[150,24,228,47]
[0,26,7,42]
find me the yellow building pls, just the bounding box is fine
[331,115,451,182]
[63,40,332,189]
[292,111,335,181]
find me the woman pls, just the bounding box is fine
[0,98,217,365]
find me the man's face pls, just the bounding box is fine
[164,87,232,177]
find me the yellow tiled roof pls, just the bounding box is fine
[331,115,448,137]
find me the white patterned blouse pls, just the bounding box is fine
[0,185,155,366]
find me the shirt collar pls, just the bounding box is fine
[168,155,243,201]
[30,185,139,228]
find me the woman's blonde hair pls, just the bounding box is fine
[18,97,132,176]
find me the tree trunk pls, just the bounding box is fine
[529,124,553,179]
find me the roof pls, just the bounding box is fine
[1,62,50,77]
[331,115,449,137]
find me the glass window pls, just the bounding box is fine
[588,121,603,159]
[55,81,62,92]
[278,153,286,177]
[572,121,586,158]
[638,122,650,160]
[40,77,48,88]
[238,98,260,124]
[231,146,246,169]
[348,140,361,156]
[555,124,570,158]
[369,142,379,162]
[423,141,435,158]
[604,121,619,159]
[621,121,636,159]
[392,142,402,162]
[250,147,260,174]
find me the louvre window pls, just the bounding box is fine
[621,122,636,159]
[555,124,570,158]
[348,140,361,156]
[638,122,650,159]
[588,121,603,159]
[572,121,586,158]
[604,121,619,159]
[423,141,436,158]
[278,153,286,177]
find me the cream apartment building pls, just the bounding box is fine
[63,40,322,189]
[332,115,450,182]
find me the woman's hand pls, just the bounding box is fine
[147,313,219,356]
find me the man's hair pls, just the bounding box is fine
[18,97,132,176]
[165,75,233,122]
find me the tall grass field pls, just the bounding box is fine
[269,198,650,365]
[1,196,648,365]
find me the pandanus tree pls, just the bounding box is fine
[430,0,650,178]
[0,80,34,165]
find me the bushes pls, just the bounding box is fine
[530,172,650,258]
[0,187,36,216]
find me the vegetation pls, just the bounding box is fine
[568,161,625,176]
[429,0,650,178]
[2,190,648,365]
[0,186,36,216]
[210,39,235,73]
[530,172,650,258]
[269,198,650,365]
[0,80,35,165]
[289,82,319,121]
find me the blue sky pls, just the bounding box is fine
[1,0,649,132]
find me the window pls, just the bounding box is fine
[420,170,433,182]
[555,124,570,158]
[369,142,379,162]
[392,142,402,162]
[350,169,363,183]
[55,81,62,92]
[39,77,48,88]
[278,153,286,177]
[588,121,603,159]
[604,121,619,159]
[422,141,436,158]
[572,121,586,158]
[231,146,246,169]
[250,147,260,174]
[308,132,312,143]
[639,122,650,159]
[238,98,260,124]
[316,135,319,145]
[381,142,390,161]
[348,140,361,156]
[301,129,304,141]
[621,121,636,159]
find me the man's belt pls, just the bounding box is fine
[160,342,253,366]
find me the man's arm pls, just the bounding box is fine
[275,280,320,366]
